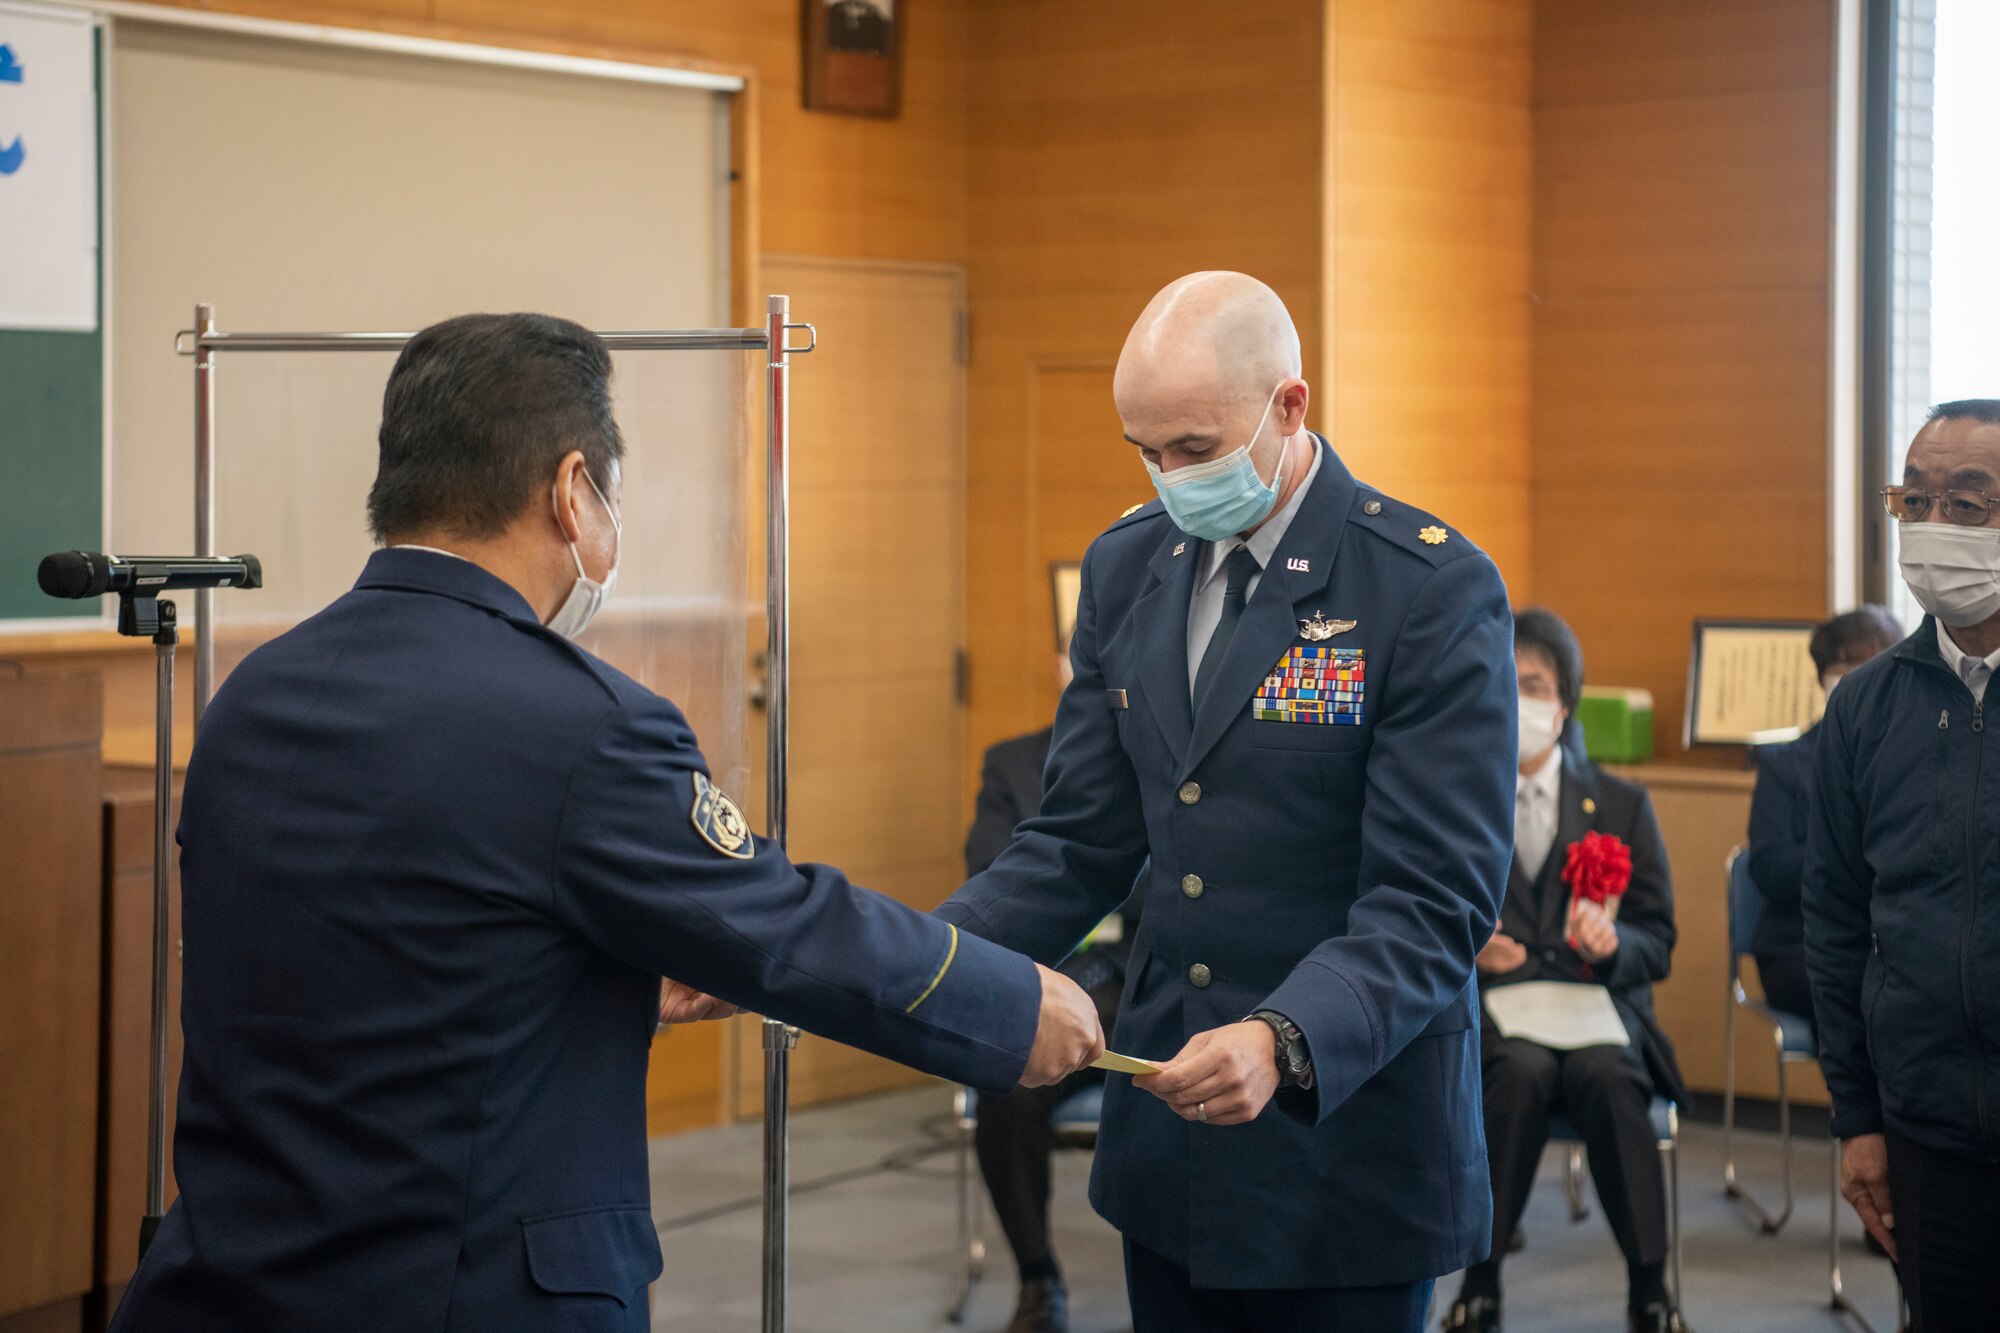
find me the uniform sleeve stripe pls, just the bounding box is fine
[905,925,959,1014]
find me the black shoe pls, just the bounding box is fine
[1007,1275,1068,1333]
[1627,1302,1683,1333]
[1441,1296,1500,1332]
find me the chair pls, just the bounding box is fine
[946,1080,1104,1325]
[1551,1097,1687,1327]
[1722,846,1904,1332]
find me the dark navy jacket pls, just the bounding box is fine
[939,437,1517,1289]
[1747,728,1816,963]
[111,549,1042,1332]
[1482,745,1689,1109]
[1805,619,2000,1161]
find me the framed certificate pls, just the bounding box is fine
[1049,560,1082,652]
[1684,619,1822,747]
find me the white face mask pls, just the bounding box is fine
[1898,522,2000,628]
[546,467,621,641]
[1518,695,1563,764]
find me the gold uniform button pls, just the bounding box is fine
[1182,874,1204,899]
[1178,781,1202,805]
[1188,963,1212,988]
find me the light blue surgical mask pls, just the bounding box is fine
[1143,381,1288,541]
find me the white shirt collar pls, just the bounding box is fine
[390,544,473,563]
[1517,743,1562,803]
[1195,439,1324,591]
[1935,620,2000,680]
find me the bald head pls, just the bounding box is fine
[1114,273,1311,499]
[1115,272,1302,421]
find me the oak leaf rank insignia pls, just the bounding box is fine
[1419,526,1448,546]
[691,771,754,859]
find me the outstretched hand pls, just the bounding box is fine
[658,978,741,1025]
[1133,1021,1279,1126]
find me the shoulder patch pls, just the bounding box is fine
[691,772,755,860]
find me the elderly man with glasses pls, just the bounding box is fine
[1806,398,2000,1332]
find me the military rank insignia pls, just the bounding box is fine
[691,771,755,859]
[1255,645,1365,726]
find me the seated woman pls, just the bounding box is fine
[1444,608,1689,1333]
[1745,605,1902,1025]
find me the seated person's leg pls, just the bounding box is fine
[975,1074,1089,1330]
[1753,951,1816,1034]
[1448,1033,1561,1326]
[1557,1044,1670,1316]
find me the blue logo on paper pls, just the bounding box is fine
[0,44,23,176]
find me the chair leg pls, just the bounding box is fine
[1564,1142,1589,1223]
[1725,1021,1797,1233]
[1723,987,1740,1196]
[1662,1130,1690,1332]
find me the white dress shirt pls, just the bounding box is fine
[390,544,472,563]
[1184,443,1324,696]
[1935,620,2000,705]
[1515,744,1563,882]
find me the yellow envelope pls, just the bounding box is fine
[1090,1050,1161,1075]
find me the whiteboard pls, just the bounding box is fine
[107,17,734,589]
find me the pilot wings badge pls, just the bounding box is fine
[1299,611,1357,642]
[691,771,755,860]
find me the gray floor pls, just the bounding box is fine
[648,1086,1902,1332]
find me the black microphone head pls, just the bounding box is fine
[37,551,104,599]
[236,554,263,589]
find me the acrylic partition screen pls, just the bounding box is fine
[184,347,751,797]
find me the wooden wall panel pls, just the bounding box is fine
[1530,0,1834,757]
[1327,0,1536,594]
[962,0,1326,799]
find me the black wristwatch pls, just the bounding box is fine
[1250,1010,1314,1090]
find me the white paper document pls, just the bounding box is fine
[1482,982,1630,1050]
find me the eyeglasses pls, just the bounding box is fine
[1881,486,2000,526]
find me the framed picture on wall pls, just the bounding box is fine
[802,0,903,118]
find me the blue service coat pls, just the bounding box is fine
[938,437,1517,1289]
[111,549,1042,1332]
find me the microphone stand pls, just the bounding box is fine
[118,587,177,1260]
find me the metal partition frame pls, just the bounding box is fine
[175,297,814,1332]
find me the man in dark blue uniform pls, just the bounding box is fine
[110,313,1103,1331]
[939,272,1517,1331]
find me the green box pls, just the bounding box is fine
[1575,687,1655,763]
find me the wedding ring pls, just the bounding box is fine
[1196,1101,1208,1123]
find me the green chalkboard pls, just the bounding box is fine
[0,29,101,623]
[0,328,102,620]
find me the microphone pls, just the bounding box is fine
[38,551,264,600]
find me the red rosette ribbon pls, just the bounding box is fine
[1561,830,1633,951]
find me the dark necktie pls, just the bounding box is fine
[1193,546,1261,713]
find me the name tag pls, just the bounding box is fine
[1105,689,1129,710]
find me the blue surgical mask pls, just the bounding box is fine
[1143,381,1288,541]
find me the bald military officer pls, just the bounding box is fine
[110,313,1102,1332]
[939,273,1517,1331]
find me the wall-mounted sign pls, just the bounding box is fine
[0,5,97,331]
[802,0,902,118]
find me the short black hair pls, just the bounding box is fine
[1513,606,1584,716]
[366,313,623,542]
[1928,399,2000,426]
[1810,605,1903,676]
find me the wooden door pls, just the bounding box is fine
[733,258,969,1113]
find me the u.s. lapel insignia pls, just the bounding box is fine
[1173,542,1186,557]
[1299,611,1358,642]
[1286,557,1310,572]
[691,772,755,859]
[1419,525,1448,546]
